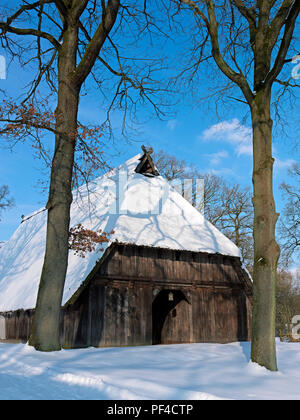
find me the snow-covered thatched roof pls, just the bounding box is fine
[0,153,240,312]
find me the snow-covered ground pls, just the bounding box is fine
[0,340,299,400]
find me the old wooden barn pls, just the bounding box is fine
[0,149,252,347]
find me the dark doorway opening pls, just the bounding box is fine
[152,289,189,345]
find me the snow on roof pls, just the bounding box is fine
[0,153,240,311]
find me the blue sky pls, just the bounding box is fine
[0,2,299,252]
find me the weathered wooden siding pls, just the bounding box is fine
[0,310,34,342]
[0,244,252,348]
[59,283,154,349]
[97,245,252,292]
[160,296,192,344]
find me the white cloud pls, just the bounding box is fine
[208,167,236,176]
[202,118,252,156]
[274,157,297,171]
[200,119,298,177]
[204,150,229,165]
[167,119,178,131]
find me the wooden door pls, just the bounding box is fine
[152,290,191,344]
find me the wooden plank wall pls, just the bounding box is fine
[99,245,252,291]
[0,310,34,342]
[61,283,153,349]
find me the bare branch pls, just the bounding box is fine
[231,0,256,28]
[180,0,253,103]
[0,22,61,49]
[73,0,120,88]
[266,0,300,87]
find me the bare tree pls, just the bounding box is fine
[279,163,300,265]
[212,184,254,270]
[153,149,226,218]
[0,185,14,221]
[153,149,254,268]
[276,269,300,340]
[153,149,195,181]
[166,0,300,371]
[0,0,167,351]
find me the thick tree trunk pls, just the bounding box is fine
[29,24,80,351]
[250,90,280,371]
[28,1,120,352]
